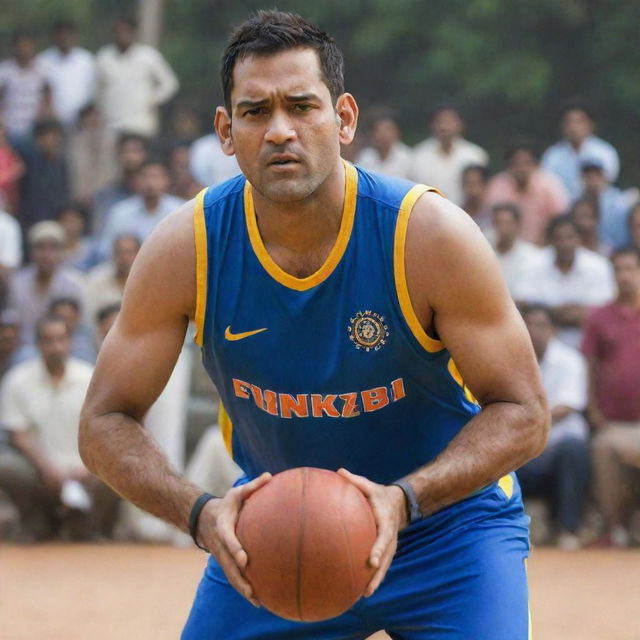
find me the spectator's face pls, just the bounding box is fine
[0,324,19,358]
[571,201,598,236]
[462,169,486,203]
[119,140,147,172]
[113,236,140,275]
[138,165,169,199]
[50,302,79,333]
[31,240,63,274]
[629,209,640,249]
[97,310,119,347]
[38,320,70,369]
[508,150,537,185]
[562,109,593,145]
[36,129,63,156]
[613,253,640,297]
[431,110,462,142]
[169,146,191,179]
[58,209,86,242]
[172,109,201,141]
[524,309,554,357]
[53,27,76,51]
[13,37,36,64]
[550,223,580,263]
[581,168,606,194]
[492,209,520,243]
[370,118,399,154]
[113,22,136,50]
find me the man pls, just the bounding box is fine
[99,160,184,257]
[542,100,619,199]
[95,16,179,138]
[486,202,543,296]
[410,104,488,205]
[355,108,412,179]
[460,164,490,230]
[0,315,117,540]
[189,131,240,187]
[80,11,547,640]
[49,297,95,364]
[518,305,589,551]
[485,140,569,245]
[0,207,22,307]
[37,20,95,128]
[582,248,640,547]
[514,215,614,348]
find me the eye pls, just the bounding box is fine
[244,107,268,117]
[292,103,312,112]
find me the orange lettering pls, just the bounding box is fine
[391,378,406,402]
[361,386,390,412]
[264,390,278,416]
[339,393,360,418]
[250,384,264,410]
[310,394,340,418]
[233,378,250,399]
[279,393,310,419]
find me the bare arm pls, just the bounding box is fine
[11,430,66,491]
[585,356,607,430]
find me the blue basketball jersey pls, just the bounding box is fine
[194,161,483,485]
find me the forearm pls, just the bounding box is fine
[551,404,573,423]
[79,411,202,532]
[404,399,548,516]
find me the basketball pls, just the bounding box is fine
[236,467,377,622]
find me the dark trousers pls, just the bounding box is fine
[517,437,589,534]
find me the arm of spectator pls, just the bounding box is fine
[584,356,607,430]
[551,405,573,423]
[38,81,55,119]
[149,49,179,106]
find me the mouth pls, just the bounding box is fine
[267,154,300,167]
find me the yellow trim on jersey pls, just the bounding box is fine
[218,402,233,458]
[193,189,208,347]
[498,473,514,500]
[447,358,480,406]
[394,185,445,353]
[244,160,358,291]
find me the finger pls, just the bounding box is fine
[239,472,272,499]
[219,520,249,570]
[214,542,260,606]
[364,544,395,597]
[369,519,394,567]
[337,468,373,496]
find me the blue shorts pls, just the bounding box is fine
[182,474,530,640]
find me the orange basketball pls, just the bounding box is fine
[236,467,377,622]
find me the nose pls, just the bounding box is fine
[264,110,296,146]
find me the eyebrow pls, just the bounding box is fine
[235,93,322,111]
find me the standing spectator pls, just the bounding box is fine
[95,16,179,138]
[57,203,94,271]
[518,305,589,550]
[188,132,240,187]
[0,119,24,213]
[19,120,69,229]
[569,197,609,255]
[410,105,488,205]
[168,142,202,201]
[514,215,615,348]
[582,248,640,547]
[0,29,50,146]
[461,164,490,230]
[91,132,147,237]
[542,99,620,199]
[0,208,22,310]
[580,158,629,250]
[94,302,120,349]
[0,315,118,540]
[99,160,184,257]
[8,221,84,356]
[37,20,95,128]
[486,203,543,296]
[355,108,412,179]
[48,297,95,364]
[485,140,569,245]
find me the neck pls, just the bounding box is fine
[45,359,65,380]
[496,237,516,253]
[36,268,54,285]
[617,290,640,307]
[464,197,481,216]
[376,145,393,161]
[555,254,575,272]
[143,195,160,211]
[569,138,585,151]
[438,138,454,154]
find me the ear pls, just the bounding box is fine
[335,93,358,146]
[214,106,235,156]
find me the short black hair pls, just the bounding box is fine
[56,201,90,225]
[569,197,600,220]
[610,246,640,265]
[137,158,169,174]
[505,138,539,163]
[365,106,399,131]
[117,132,148,151]
[35,314,69,342]
[96,302,121,325]
[560,97,594,121]
[491,202,521,222]
[429,102,462,122]
[33,119,63,137]
[521,303,553,323]
[221,10,344,112]
[113,233,142,251]
[48,297,81,315]
[462,164,489,183]
[115,16,137,31]
[53,19,77,32]
[546,214,579,239]
[11,28,35,45]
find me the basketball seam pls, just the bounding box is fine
[339,483,358,604]
[295,468,308,621]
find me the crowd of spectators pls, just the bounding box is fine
[0,17,638,550]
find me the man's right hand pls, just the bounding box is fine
[196,472,272,606]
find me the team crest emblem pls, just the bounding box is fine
[348,311,389,352]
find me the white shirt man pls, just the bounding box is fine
[189,134,241,187]
[0,210,22,269]
[356,142,413,179]
[487,232,544,296]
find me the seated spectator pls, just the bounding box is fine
[92,132,148,237]
[57,202,95,271]
[355,108,412,179]
[85,234,140,329]
[0,119,24,213]
[518,305,589,550]
[410,104,488,205]
[580,158,629,250]
[582,247,640,547]
[461,164,490,230]
[485,139,569,245]
[514,215,615,347]
[542,99,619,199]
[0,208,22,308]
[0,315,118,541]
[94,302,120,349]
[0,309,21,380]
[8,221,84,356]
[189,132,240,187]
[19,119,69,229]
[168,142,202,201]
[569,197,609,255]
[48,297,95,364]
[628,202,640,253]
[486,203,543,296]
[99,160,184,257]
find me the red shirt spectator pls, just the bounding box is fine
[0,121,24,213]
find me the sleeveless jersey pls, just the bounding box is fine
[194,162,481,485]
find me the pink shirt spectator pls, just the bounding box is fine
[581,303,640,421]
[0,144,23,213]
[485,169,569,244]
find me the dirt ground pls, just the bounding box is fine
[1,544,639,640]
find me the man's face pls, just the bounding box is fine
[50,303,79,333]
[370,118,398,154]
[613,253,640,297]
[581,167,606,194]
[524,309,554,357]
[113,236,139,274]
[53,27,75,51]
[0,324,19,357]
[138,165,169,199]
[571,200,598,235]
[431,110,462,142]
[551,223,580,263]
[31,240,63,273]
[492,209,519,243]
[462,169,486,203]
[13,37,36,64]
[562,109,593,145]
[38,320,70,369]
[113,22,135,50]
[119,140,146,172]
[219,47,351,204]
[508,150,537,185]
[36,129,62,156]
[58,209,86,241]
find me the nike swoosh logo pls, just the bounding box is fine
[224,325,268,341]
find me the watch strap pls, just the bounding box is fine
[391,478,423,524]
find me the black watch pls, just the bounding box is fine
[391,478,423,524]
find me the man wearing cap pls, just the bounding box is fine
[7,221,84,357]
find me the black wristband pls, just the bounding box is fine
[189,492,217,552]
[391,478,423,524]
